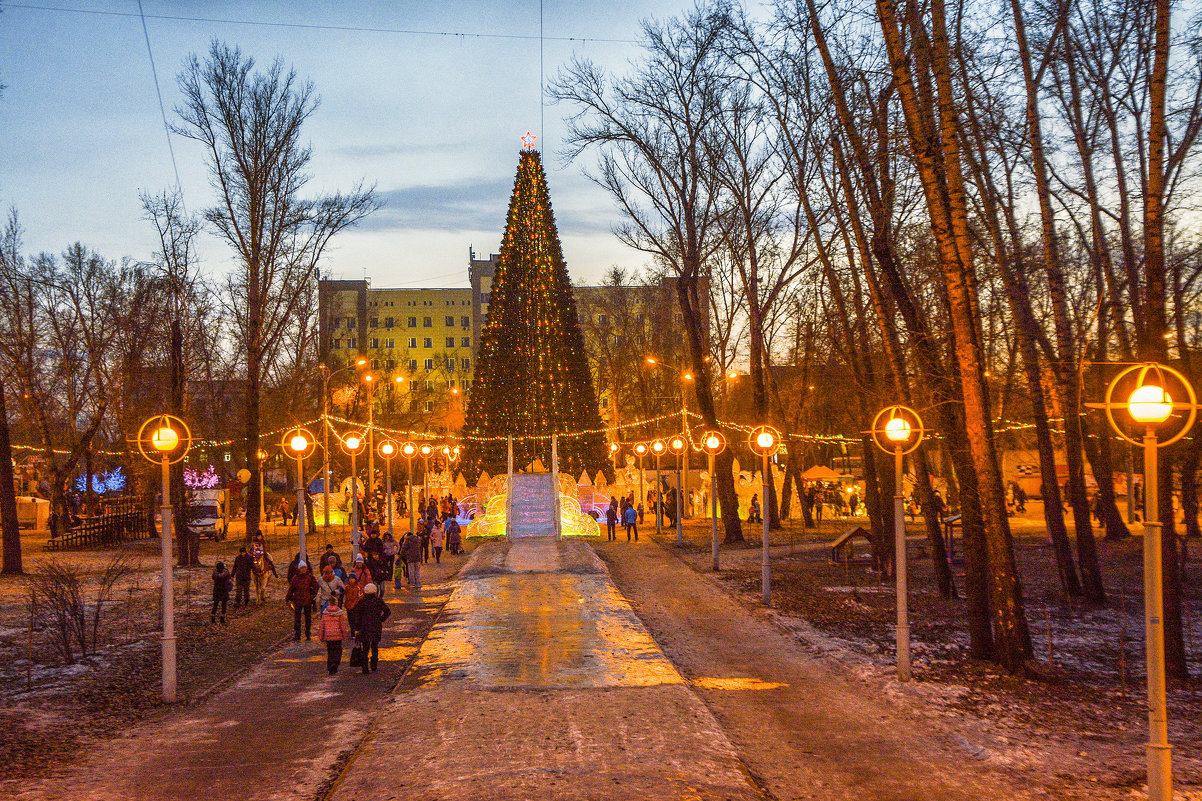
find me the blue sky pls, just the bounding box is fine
[0,0,703,288]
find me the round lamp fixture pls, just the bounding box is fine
[281,426,317,459]
[151,425,179,452]
[401,441,417,458]
[635,443,649,457]
[884,416,912,443]
[651,439,666,456]
[701,430,727,454]
[419,443,434,458]
[749,425,781,456]
[669,436,687,455]
[1129,384,1173,425]
[378,439,398,459]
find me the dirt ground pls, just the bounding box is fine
[0,521,370,782]
[651,510,1202,797]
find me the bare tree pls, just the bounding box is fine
[174,42,377,542]
[554,5,745,541]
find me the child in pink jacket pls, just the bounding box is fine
[317,598,350,675]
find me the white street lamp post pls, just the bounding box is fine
[136,414,191,704]
[340,431,366,560]
[669,435,687,545]
[1089,363,1199,801]
[651,439,666,538]
[401,442,417,535]
[702,431,726,571]
[378,439,398,538]
[870,405,925,682]
[749,426,780,605]
[283,427,317,566]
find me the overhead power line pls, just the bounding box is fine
[7,3,638,44]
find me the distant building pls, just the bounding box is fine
[317,250,694,428]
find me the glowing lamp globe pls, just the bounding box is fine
[705,435,721,451]
[344,436,361,450]
[669,436,687,455]
[151,426,178,452]
[419,444,433,458]
[885,417,912,443]
[381,442,395,457]
[651,439,666,455]
[401,442,417,458]
[635,443,648,457]
[1129,384,1173,425]
[610,443,619,454]
[290,434,309,453]
[756,431,775,450]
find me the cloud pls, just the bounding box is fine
[333,142,468,159]
[359,175,616,236]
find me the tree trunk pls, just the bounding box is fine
[0,378,23,574]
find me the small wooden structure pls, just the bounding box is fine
[829,525,872,564]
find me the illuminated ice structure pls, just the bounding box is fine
[467,473,600,539]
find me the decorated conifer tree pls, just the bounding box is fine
[462,140,608,483]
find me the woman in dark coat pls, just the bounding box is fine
[350,583,391,673]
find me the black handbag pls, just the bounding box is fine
[349,645,364,667]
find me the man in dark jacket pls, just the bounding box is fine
[350,583,391,673]
[232,547,255,608]
[285,562,319,641]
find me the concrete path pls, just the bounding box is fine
[327,538,762,800]
[11,559,463,801]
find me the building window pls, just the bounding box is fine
[408,316,417,327]
[369,317,378,328]
[597,314,609,326]
[385,339,394,348]
[408,337,417,348]
[408,359,417,372]
[371,359,379,369]
[445,315,454,326]
[424,358,434,370]
[460,337,470,348]
[387,359,395,369]
[371,338,379,349]
[346,317,356,330]
[461,316,470,328]
[385,317,394,328]
[423,337,432,348]
[423,317,432,327]
[424,401,433,413]
[348,337,357,349]
[332,339,341,350]
[461,358,471,371]
[482,293,491,304]
[444,357,454,370]
[332,318,341,329]
[463,379,472,389]
[445,337,455,348]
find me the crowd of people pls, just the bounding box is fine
[208,491,466,676]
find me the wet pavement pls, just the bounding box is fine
[327,538,762,800]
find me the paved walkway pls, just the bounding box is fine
[328,538,762,800]
[11,558,464,801]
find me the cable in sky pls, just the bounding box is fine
[136,0,183,194]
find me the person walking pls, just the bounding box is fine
[623,502,638,542]
[445,516,462,556]
[401,529,422,589]
[381,531,397,582]
[606,498,618,541]
[749,494,762,524]
[277,497,291,526]
[419,517,432,564]
[286,562,318,641]
[351,584,391,674]
[431,518,446,564]
[317,596,350,675]
[316,564,345,614]
[343,572,364,613]
[210,561,233,625]
[232,546,254,609]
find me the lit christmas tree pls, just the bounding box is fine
[463,138,608,482]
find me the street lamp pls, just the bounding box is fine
[668,435,687,545]
[255,449,268,524]
[609,442,620,474]
[362,373,378,516]
[419,442,434,512]
[282,426,317,566]
[869,405,925,682]
[135,413,191,703]
[318,361,360,533]
[749,425,780,605]
[378,439,398,538]
[1089,363,1199,801]
[701,430,727,571]
[401,441,417,535]
[634,442,648,517]
[339,431,367,559]
[645,355,695,518]
[650,439,666,537]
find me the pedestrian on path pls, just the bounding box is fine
[211,561,232,625]
[749,494,762,524]
[286,563,319,641]
[351,583,391,673]
[606,498,618,541]
[431,519,445,564]
[277,497,291,526]
[401,529,422,589]
[318,597,350,675]
[445,517,462,556]
[343,572,363,612]
[419,518,432,564]
[623,503,638,542]
[316,564,345,614]
[232,547,254,608]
